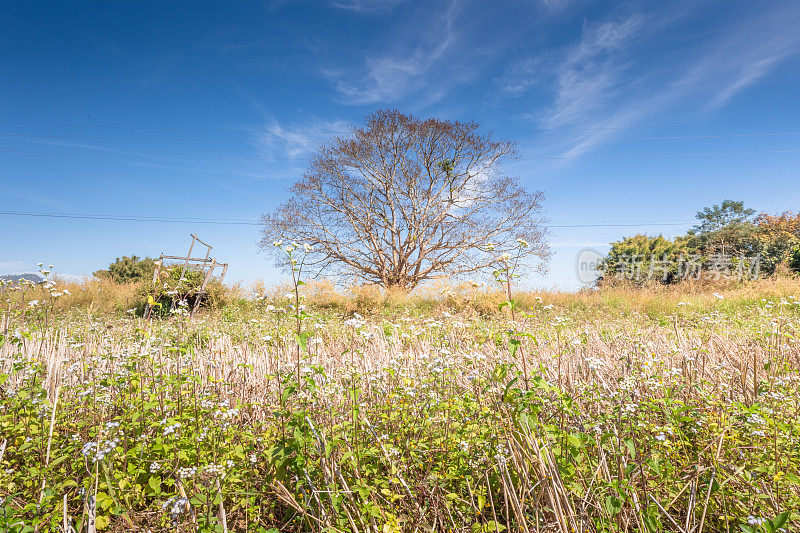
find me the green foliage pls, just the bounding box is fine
[141,263,230,317]
[602,200,800,283]
[691,199,756,234]
[790,245,800,273]
[94,255,156,284]
[600,234,690,284]
[755,238,798,276]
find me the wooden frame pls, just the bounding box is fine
[150,234,229,317]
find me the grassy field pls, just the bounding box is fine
[1,278,799,532]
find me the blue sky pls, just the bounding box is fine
[2,0,800,290]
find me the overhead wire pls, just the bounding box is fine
[2,131,800,143]
[0,210,693,228]
[4,117,800,133]
[2,148,800,160]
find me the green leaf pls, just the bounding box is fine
[605,494,622,516]
[295,332,310,352]
[773,511,790,530]
[49,455,69,468]
[148,475,162,494]
[623,438,636,459]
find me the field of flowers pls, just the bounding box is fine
[1,275,799,532]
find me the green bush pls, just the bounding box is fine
[601,201,800,284]
[141,263,230,317]
[599,234,690,284]
[94,256,156,284]
[789,245,800,274]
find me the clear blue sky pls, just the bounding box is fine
[2,0,799,290]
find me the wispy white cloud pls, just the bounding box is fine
[0,261,39,275]
[526,3,800,164]
[325,1,457,105]
[541,14,645,128]
[0,260,30,271]
[693,8,800,110]
[536,0,577,12]
[332,0,406,12]
[497,57,547,96]
[238,88,352,162]
[254,118,352,159]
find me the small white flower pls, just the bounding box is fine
[177,466,197,478]
[746,414,765,425]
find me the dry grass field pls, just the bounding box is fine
[1,276,799,532]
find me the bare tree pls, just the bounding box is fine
[260,109,549,290]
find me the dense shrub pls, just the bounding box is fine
[94,255,156,284]
[601,202,800,284]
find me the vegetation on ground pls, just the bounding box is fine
[1,260,799,532]
[601,201,800,284]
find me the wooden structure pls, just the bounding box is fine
[151,234,229,316]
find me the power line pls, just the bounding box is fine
[0,133,317,143]
[3,118,800,134]
[0,150,300,161]
[0,210,692,228]
[0,211,261,225]
[0,120,344,134]
[2,148,800,161]
[3,131,800,144]
[519,132,800,142]
[550,221,689,228]
[554,149,800,159]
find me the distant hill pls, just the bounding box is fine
[1,273,44,284]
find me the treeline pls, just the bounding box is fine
[600,200,800,284]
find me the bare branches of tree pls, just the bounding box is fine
[260,109,549,290]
